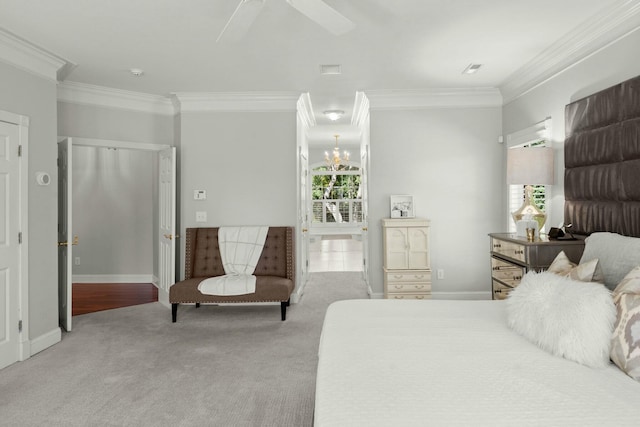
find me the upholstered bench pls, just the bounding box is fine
[170,226,295,322]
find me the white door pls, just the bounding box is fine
[296,93,313,292]
[360,143,370,285]
[158,147,176,307]
[355,92,371,287]
[299,147,310,285]
[57,138,73,332]
[0,120,20,369]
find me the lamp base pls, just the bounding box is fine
[511,185,547,231]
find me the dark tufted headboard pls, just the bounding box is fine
[183,226,295,281]
[564,75,640,237]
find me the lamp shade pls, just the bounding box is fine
[506,146,554,185]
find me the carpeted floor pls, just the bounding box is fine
[0,272,369,427]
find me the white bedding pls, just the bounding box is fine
[315,300,640,427]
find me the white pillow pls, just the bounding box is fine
[506,271,616,368]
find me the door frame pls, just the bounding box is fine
[57,136,173,315]
[295,92,371,291]
[294,94,314,302]
[0,110,30,362]
[353,92,371,293]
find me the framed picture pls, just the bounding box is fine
[390,195,415,218]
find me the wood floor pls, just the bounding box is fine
[72,283,158,316]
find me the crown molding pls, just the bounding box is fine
[366,87,503,110]
[500,0,640,103]
[0,27,73,82]
[296,92,316,128]
[172,91,300,112]
[351,91,370,126]
[57,81,175,115]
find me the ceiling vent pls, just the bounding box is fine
[320,64,342,75]
[462,63,482,74]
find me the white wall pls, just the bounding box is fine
[0,62,58,344]
[502,28,640,229]
[71,146,154,278]
[178,111,298,278]
[369,107,503,298]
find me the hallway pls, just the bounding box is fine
[308,235,363,272]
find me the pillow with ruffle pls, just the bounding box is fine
[610,266,640,381]
[547,251,604,283]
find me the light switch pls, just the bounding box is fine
[194,190,207,200]
[196,211,207,222]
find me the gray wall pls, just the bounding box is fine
[178,111,298,278]
[369,107,503,298]
[71,146,154,277]
[0,61,58,342]
[57,102,174,144]
[502,28,640,229]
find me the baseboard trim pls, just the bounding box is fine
[72,274,154,283]
[29,327,62,356]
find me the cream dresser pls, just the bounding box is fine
[489,233,585,300]
[382,218,431,299]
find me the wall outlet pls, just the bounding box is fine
[196,211,207,222]
[74,257,81,266]
[437,269,444,279]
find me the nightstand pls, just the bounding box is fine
[489,233,585,300]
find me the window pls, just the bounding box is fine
[311,164,362,225]
[506,118,552,232]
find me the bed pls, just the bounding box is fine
[314,76,640,426]
[316,299,639,426]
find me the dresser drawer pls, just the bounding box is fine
[490,257,524,285]
[491,257,522,271]
[387,293,432,300]
[384,270,431,282]
[492,280,514,300]
[386,282,431,293]
[491,238,525,263]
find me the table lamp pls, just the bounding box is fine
[506,146,554,231]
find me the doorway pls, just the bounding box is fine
[295,91,370,296]
[58,137,175,331]
[308,161,364,272]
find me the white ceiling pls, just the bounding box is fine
[0,0,627,144]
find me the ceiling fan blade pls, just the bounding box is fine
[286,0,355,36]
[216,0,266,43]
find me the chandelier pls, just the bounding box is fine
[325,134,349,168]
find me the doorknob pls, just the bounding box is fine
[163,234,179,240]
[302,228,308,232]
[362,227,368,231]
[58,235,79,247]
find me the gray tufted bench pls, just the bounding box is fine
[170,226,295,322]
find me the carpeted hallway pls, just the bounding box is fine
[0,272,369,427]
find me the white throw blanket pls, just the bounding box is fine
[197,226,268,296]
